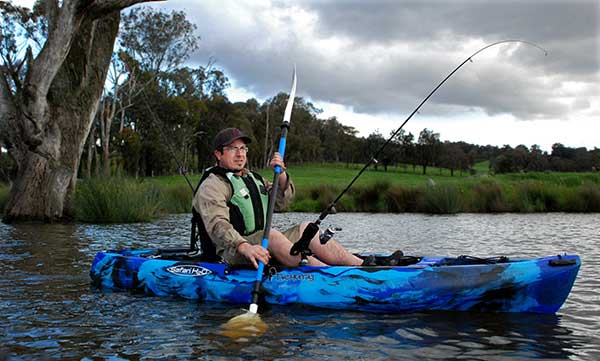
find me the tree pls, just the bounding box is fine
[526,144,549,172]
[439,142,469,176]
[417,128,440,175]
[365,131,385,170]
[0,0,157,222]
[94,7,199,177]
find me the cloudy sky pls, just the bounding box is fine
[14,0,600,151]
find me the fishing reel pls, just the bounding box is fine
[320,226,342,245]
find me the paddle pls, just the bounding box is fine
[221,66,297,337]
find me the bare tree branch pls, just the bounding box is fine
[81,0,164,19]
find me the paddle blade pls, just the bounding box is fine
[220,310,268,339]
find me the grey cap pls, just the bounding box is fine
[212,128,252,150]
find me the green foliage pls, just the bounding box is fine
[384,186,422,212]
[120,7,199,72]
[76,178,163,223]
[160,185,192,214]
[351,181,390,212]
[513,181,560,212]
[561,184,600,212]
[79,168,599,224]
[469,180,509,212]
[419,185,463,214]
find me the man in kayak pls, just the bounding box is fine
[192,127,366,268]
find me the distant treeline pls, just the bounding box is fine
[0,77,598,183]
[1,87,598,183]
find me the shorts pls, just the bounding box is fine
[221,224,301,265]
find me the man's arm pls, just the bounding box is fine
[267,152,295,210]
[193,174,247,251]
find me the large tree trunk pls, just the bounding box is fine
[3,14,119,222]
[1,0,156,222]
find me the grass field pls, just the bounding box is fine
[148,162,486,190]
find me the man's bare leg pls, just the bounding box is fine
[297,222,364,266]
[267,229,326,267]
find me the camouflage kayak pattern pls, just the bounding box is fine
[90,249,580,314]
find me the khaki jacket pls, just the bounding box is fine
[192,168,294,257]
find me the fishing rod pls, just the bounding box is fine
[291,39,547,260]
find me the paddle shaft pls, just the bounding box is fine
[250,123,289,313]
[249,67,297,314]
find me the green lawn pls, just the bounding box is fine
[144,161,598,191]
[148,162,485,190]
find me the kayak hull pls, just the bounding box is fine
[90,249,580,314]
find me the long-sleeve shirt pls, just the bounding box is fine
[192,168,294,257]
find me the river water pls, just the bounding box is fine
[1,212,599,360]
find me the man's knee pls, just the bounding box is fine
[269,229,292,244]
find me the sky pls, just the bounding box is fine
[12,0,600,151]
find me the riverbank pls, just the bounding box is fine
[1,163,599,223]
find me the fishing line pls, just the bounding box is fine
[291,39,547,259]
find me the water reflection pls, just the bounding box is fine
[1,213,599,360]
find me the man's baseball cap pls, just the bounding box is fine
[213,128,252,150]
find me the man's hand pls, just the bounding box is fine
[237,242,271,269]
[269,152,286,174]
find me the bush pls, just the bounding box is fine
[469,180,509,212]
[578,184,600,212]
[160,185,192,214]
[419,185,463,214]
[513,181,560,212]
[351,181,390,212]
[562,184,600,212]
[384,186,422,212]
[76,177,163,223]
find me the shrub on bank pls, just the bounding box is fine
[561,184,600,212]
[71,173,600,223]
[468,180,510,212]
[351,181,390,213]
[160,185,193,214]
[76,178,163,223]
[384,186,422,212]
[512,181,561,212]
[419,185,463,214]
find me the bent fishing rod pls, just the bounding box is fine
[290,39,547,260]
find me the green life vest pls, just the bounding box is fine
[225,170,269,235]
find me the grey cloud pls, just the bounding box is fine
[165,0,599,122]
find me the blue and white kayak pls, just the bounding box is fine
[90,249,580,314]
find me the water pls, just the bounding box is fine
[1,213,599,360]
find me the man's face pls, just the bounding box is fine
[215,139,248,172]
